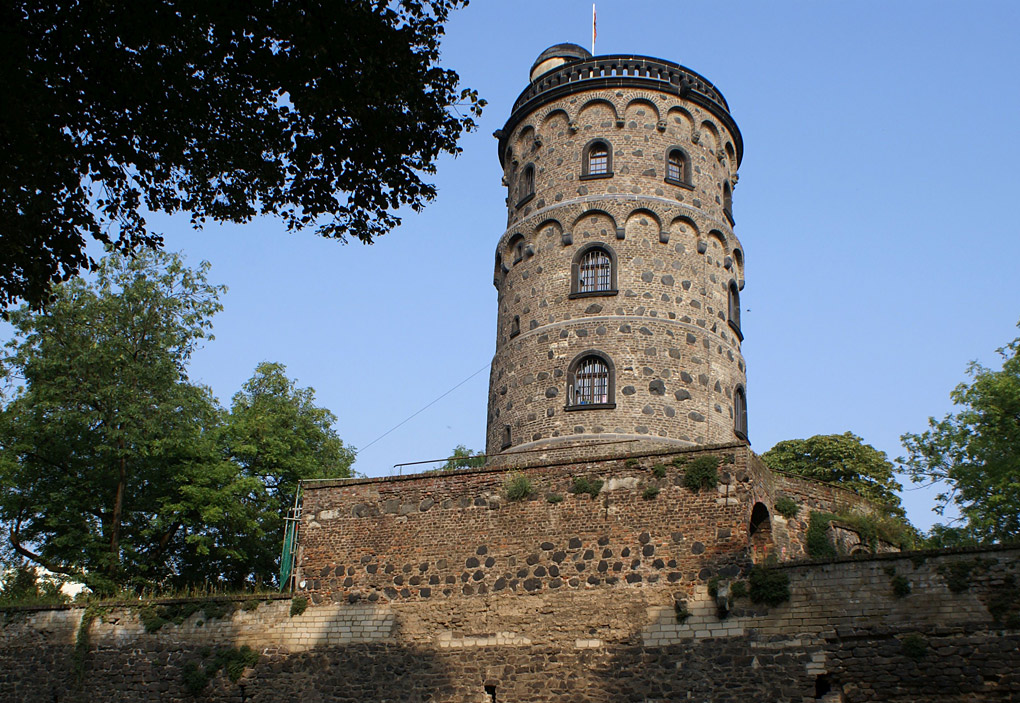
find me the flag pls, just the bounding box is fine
[592,4,597,54]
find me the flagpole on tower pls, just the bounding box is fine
[592,4,597,55]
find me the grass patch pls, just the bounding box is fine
[748,564,790,607]
[642,486,660,500]
[546,493,564,504]
[625,458,640,469]
[504,473,534,501]
[651,464,667,479]
[681,455,719,492]
[289,596,307,617]
[571,476,603,498]
[774,496,799,519]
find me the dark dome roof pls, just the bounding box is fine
[530,43,592,81]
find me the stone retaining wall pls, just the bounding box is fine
[2,547,1017,702]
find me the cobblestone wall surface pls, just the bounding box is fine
[486,52,747,454]
[2,547,1017,702]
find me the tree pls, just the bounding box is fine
[0,249,226,592]
[761,432,904,512]
[433,444,486,472]
[216,362,355,587]
[1,0,483,313]
[900,326,1020,543]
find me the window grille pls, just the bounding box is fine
[667,150,684,182]
[587,144,609,175]
[572,357,610,405]
[578,248,612,293]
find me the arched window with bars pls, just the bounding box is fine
[566,352,616,410]
[665,147,691,187]
[570,243,617,298]
[581,139,612,179]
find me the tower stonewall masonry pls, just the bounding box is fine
[488,44,747,456]
[2,45,1018,703]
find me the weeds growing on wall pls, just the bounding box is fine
[546,493,564,504]
[182,646,259,695]
[936,558,996,594]
[673,598,690,623]
[625,458,640,469]
[139,600,237,633]
[651,464,667,479]
[748,564,790,607]
[504,473,534,501]
[571,476,603,498]
[72,604,108,686]
[774,496,800,519]
[289,596,307,617]
[681,455,719,492]
[807,510,913,558]
[642,486,660,500]
[890,574,912,598]
[901,633,928,659]
[987,574,1020,627]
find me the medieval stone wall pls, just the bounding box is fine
[3,546,1017,702]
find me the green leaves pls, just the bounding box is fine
[761,432,904,512]
[900,324,1020,543]
[1,0,480,313]
[0,250,353,592]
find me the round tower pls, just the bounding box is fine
[487,44,747,457]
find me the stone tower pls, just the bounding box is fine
[487,44,747,457]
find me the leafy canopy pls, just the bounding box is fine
[0,250,353,592]
[432,445,486,472]
[761,432,904,511]
[900,324,1020,543]
[1,0,483,313]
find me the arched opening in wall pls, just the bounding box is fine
[723,181,734,224]
[728,281,742,339]
[582,139,612,179]
[566,351,616,410]
[733,385,748,441]
[507,234,525,265]
[665,147,692,188]
[510,315,520,338]
[501,425,511,450]
[494,252,503,287]
[749,502,774,561]
[517,164,535,207]
[570,243,617,297]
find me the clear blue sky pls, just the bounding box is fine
[16,2,1020,531]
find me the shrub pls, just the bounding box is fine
[673,598,690,623]
[242,599,260,612]
[806,512,839,558]
[201,601,234,621]
[546,493,564,504]
[891,574,911,598]
[289,596,308,617]
[774,496,799,519]
[139,607,168,633]
[707,577,720,598]
[642,486,660,500]
[682,455,720,492]
[729,580,748,599]
[571,476,603,498]
[625,458,640,469]
[671,456,689,468]
[748,565,790,606]
[901,633,928,659]
[504,473,533,501]
[651,464,667,479]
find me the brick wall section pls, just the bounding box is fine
[2,547,1017,702]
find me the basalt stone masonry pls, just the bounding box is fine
[2,544,1017,701]
[487,45,748,456]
